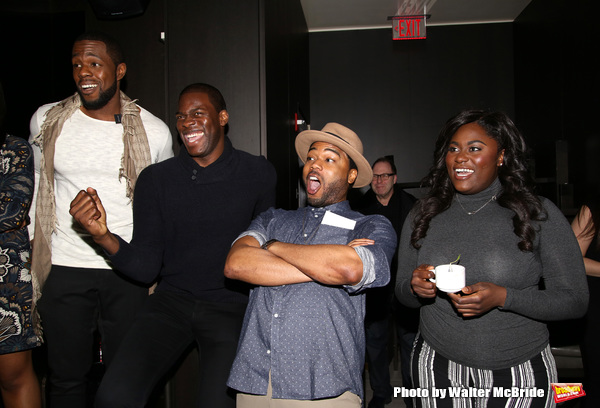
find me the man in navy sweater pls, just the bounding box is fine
[70,83,277,407]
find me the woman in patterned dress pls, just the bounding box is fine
[0,86,41,407]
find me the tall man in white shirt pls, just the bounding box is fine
[28,31,173,407]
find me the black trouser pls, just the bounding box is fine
[95,290,247,408]
[38,265,147,408]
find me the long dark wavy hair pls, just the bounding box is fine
[411,109,546,251]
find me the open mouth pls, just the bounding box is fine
[306,173,321,195]
[79,83,98,94]
[183,131,204,143]
[454,168,474,178]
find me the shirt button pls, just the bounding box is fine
[274,313,279,318]
[267,350,271,354]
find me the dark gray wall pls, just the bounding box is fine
[515,0,600,209]
[309,24,515,189]
[1,10,84,138]
[264,0,310,209]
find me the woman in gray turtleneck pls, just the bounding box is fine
[396,110,588,408]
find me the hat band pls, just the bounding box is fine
[324,131,346,143]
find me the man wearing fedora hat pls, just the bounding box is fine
[225,123,397,406]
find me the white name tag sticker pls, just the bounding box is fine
[322,210,356,230]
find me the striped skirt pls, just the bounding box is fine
[409,333,557,408]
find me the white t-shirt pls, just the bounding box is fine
[29,102,173,269]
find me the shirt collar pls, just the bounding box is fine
[306,200,352,213]
[178,136,234,173]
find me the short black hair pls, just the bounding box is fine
[179,83,227,113]
[74,31,125,66]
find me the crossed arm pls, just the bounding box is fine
[224,235,373,286]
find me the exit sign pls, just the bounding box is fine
[391,16,426,40]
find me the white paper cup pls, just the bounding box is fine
[431,264,465,293]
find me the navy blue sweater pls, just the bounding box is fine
[110,137,277,303]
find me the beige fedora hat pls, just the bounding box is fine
[295,122,372,188]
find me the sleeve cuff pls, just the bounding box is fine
[344,246,376,293]
[232,231,267,247]
[499,287,513,311]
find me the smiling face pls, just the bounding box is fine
[176,91,228,167]
[445,122,504,195]
[72,40,125,115]
[302,141,358,207]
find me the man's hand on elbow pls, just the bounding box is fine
[347,238,374,248]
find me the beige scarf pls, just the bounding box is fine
[30,92,151,299]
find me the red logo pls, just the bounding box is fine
[551,383,585,403]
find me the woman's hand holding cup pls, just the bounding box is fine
[411,264,437,298]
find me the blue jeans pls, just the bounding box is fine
[94,290,246,408]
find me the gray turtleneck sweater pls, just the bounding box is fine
[395,178,588,370]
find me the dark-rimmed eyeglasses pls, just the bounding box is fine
[372,173,395,181]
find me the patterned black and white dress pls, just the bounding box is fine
[0,134,41,354]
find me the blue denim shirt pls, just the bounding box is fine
[227,200,396,400]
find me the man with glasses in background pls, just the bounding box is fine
[353,156,417,408]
